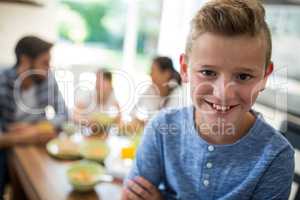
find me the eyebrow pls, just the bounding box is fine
[234,67,259,73]
[195,64,259,73]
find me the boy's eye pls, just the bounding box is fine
[199,70,217,77]
[237,73,253,81]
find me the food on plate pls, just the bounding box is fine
[70,169,95,183]
[62,122,77,136]
[46,138,81,159]
[67,161,104,192]
[35,121,55,134]
[90,112,116,126]
[80,140,109,161]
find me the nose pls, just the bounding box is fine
[213,75,236,103]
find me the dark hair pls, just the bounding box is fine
[96,68,112,82]
[15,36,53,66]
[153,56,181,86]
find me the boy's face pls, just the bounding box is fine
[180,33,272,129]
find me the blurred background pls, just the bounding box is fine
[0,0,299,123]
[0,0,205,117]
[0,0,300,199]
[0,0,299,121]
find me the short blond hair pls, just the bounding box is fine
[186,0,272,68]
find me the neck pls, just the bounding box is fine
[195,110,255,145]
[158,84,170,97]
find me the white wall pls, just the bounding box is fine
[158,0,204,70]
[0,1,57,67]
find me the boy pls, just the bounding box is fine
[122,0,294,200]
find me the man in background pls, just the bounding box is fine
[0,36,69,197]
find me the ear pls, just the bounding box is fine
[18,55,31,70]
[260,62,274,91]
[180,54,189,83]
[264,62,273,78]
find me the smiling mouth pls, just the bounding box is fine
[204,100,239,113]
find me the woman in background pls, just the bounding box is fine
[121,56,184,133]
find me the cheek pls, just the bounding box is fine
[238,83,261,107]
[151,72,158,81]
[190,76,213,100]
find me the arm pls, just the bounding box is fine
[0,134,17,149]
[112,100,121,124]
[0,98,16,149]
[0,128,55,149]
[72,101,89,125]
[126,120,163,185]
[252,147,294,200]
[47,73,69,128]
[122,118,164,199]
[0,122,56,149]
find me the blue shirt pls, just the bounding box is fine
[127,106,295,200]
[0,67,69,132]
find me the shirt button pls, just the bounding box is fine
[203,179,209,186]
[206,162,213,168]
[208,145,214,152]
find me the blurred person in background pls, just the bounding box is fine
[73,68,120,131]
[120,56,183,133]
[0,36,69,197]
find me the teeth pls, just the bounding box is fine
[212,104,231,112]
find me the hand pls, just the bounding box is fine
[7,122,31,132]
[8,125,55,145]
[122,177,164,200]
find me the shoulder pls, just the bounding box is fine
[145,106,191,137]
[0,67,14,83]
[140,107,191,152]
[142,84,159,95]
[251,115,294,157]
[150,106,190,125]
[0,68,15,97]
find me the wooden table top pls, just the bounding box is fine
[8,145,123,200]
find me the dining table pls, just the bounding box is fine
[7,144,123,200]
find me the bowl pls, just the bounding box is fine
[67,161,105,192]
[46,138,81,160]
[62,122,77,136]
[80,140,110,161]
[90,112,116,127]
